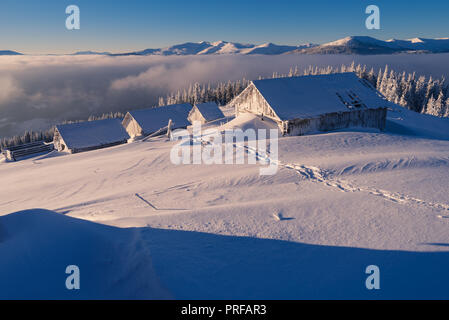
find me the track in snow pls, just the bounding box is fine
[171,133,449,214]
[284,162,449,213]
[234,138,449,214]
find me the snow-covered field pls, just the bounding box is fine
[1,105,449,299]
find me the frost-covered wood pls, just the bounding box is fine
[188,102,225,124]
[284,108,387,136]
[187,106,206,124]
[231,84,277,119]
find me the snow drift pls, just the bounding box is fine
[0,209,170,299]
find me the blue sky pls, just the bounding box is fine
[1,0,448,54]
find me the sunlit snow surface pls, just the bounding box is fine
[1,105,449,299]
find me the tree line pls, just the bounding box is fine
[160,62,449,117]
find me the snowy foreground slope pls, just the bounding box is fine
[1,105,449,299]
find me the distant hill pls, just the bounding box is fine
[0,50,22,56]
[72,51,111,55]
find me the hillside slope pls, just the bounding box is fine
[1,107,449,299]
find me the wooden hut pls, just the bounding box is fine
[228,73,388,136]
[53,119,129,154]
[122,103,191,138]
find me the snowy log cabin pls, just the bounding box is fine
[122,103,192,138]
[188,102,225,124]
[53,119,130,154]
[228,73,388,136]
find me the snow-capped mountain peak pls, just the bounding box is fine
[409,37,425,43]
[211,40,227,46]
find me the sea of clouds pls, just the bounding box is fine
[1,53,449,139]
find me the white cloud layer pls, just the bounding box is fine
[1,53,449,138]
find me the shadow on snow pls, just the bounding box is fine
[1,209,449,300]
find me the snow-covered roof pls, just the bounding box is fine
[56,119,129,150]
[252,73,388,120]
[128,103,192,134]
[194,102,225,121]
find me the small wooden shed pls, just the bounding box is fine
[53,119,130,154]
[188,102,225,124]
[122,103,191,138]
[2,141,54,161]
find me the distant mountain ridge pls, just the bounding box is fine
[292,36,449,55]
[108,37,449,56]
[110,41,317,56]
[4,36,449,56]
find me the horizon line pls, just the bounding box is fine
[4,34,449,56]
